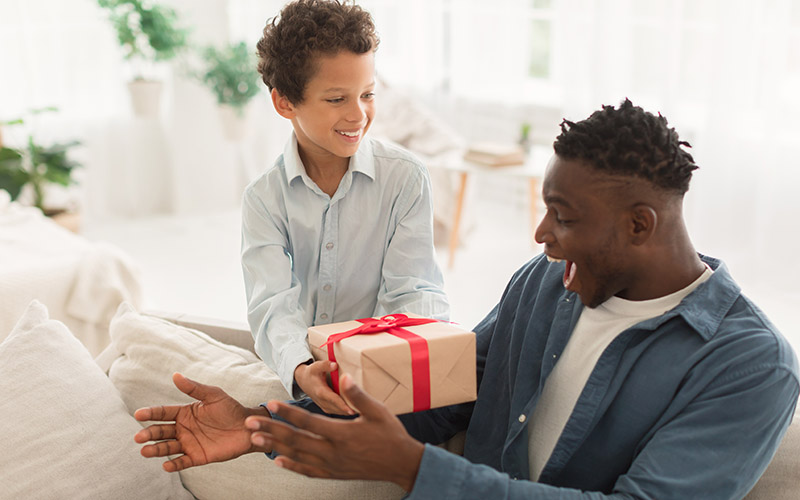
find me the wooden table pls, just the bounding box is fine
[438,145,552,269]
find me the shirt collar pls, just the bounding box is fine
[630,254,741,342]
[283,133,377,185]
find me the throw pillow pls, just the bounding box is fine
[108,303,405,500]
[0,300,192,499]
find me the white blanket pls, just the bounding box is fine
[0,196,143,355]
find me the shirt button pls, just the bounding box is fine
[320,313,328,320]
[553,354,557,359]
[323,284,332,292]
[325,242,334,250]
[518,414,526,423]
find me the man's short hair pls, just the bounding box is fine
[256,0,379,105]
[553,99,699,194]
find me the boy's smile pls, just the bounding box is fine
[275,50,376,176]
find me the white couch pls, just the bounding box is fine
[0,301,796,499]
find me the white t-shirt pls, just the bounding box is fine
[528,266,713,480]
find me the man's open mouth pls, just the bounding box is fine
[546,255,577,290]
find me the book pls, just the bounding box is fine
[463,142,526,166]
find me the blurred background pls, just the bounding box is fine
[1,0,798,343]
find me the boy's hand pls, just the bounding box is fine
[134,372,272,472]
[294,360,355,415]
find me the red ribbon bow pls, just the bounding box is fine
[321,314,437,412]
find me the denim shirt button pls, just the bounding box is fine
[518,414,526,423]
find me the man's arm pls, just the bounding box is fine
[374,165,449,321]
[248,365,798,499]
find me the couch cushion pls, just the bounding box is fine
[108,303,405,500]
[0,300,192,499]
[744,417,800,499]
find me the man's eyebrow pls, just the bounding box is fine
[543,194,573,208]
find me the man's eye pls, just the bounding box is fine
[362,92,375,99]
[326,98,344,104]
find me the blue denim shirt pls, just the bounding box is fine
[400,254,799,499]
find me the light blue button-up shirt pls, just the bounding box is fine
[400,254,799,499]
[241,134,449,395]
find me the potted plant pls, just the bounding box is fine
[97,0,189,117]
[195,41,262,141]
[0,108,82,229]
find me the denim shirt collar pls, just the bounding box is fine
[606,254,741,342]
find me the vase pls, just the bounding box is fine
[127,80,163,118]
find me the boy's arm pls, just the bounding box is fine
[241,188,312,397]
[375,165,449,320]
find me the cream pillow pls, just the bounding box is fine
[108,303,405,500]
[0,301,192,499]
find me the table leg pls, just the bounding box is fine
[448,171,469,269]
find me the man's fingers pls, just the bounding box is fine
[163,454,195,473]
[339,374,387,420]
[134,405,181,423]
[140,439,182,458]
[274,455,333,479]
[134,423,177,443]
[172,372,222,401]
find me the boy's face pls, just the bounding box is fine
[278,50,376,163]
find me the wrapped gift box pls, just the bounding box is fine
[308,314,476,415]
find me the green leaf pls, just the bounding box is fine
[0,147,29,200]
[197,41,261,107]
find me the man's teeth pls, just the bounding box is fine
[546,256,564,263]
[339,130,359,137]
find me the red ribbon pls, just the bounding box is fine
[321,314,437,412]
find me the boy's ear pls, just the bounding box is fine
[271,89,296,119]
[629,203,657,246]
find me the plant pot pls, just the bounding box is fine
[44,208,82,234]
[127,80,163,118]
[217,104,250,142]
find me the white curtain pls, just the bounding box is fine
[365,0,800,304]
[2,0,799,304]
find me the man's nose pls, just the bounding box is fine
[534,215,550,245]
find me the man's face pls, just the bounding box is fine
[534,156,633,308]
[288,50,376,160]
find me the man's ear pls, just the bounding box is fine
[630,204,657,245]
[271,89,295,119]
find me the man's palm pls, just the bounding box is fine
[135,373,266,472]
[172,391,254,467]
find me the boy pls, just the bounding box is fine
[241,0,449,415]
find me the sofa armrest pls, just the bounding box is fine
[744,417,800,499]
[143,310,254,353]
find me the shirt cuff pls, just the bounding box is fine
[277,342,314,397]
[407,444,466,500]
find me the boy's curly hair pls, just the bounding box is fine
[553,99,699,194]
[256,0,379,104]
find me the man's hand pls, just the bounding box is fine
[294,360,354,415]
[245,374,425,492]
[134,372,271,472]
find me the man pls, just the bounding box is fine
[136,100,799,499]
